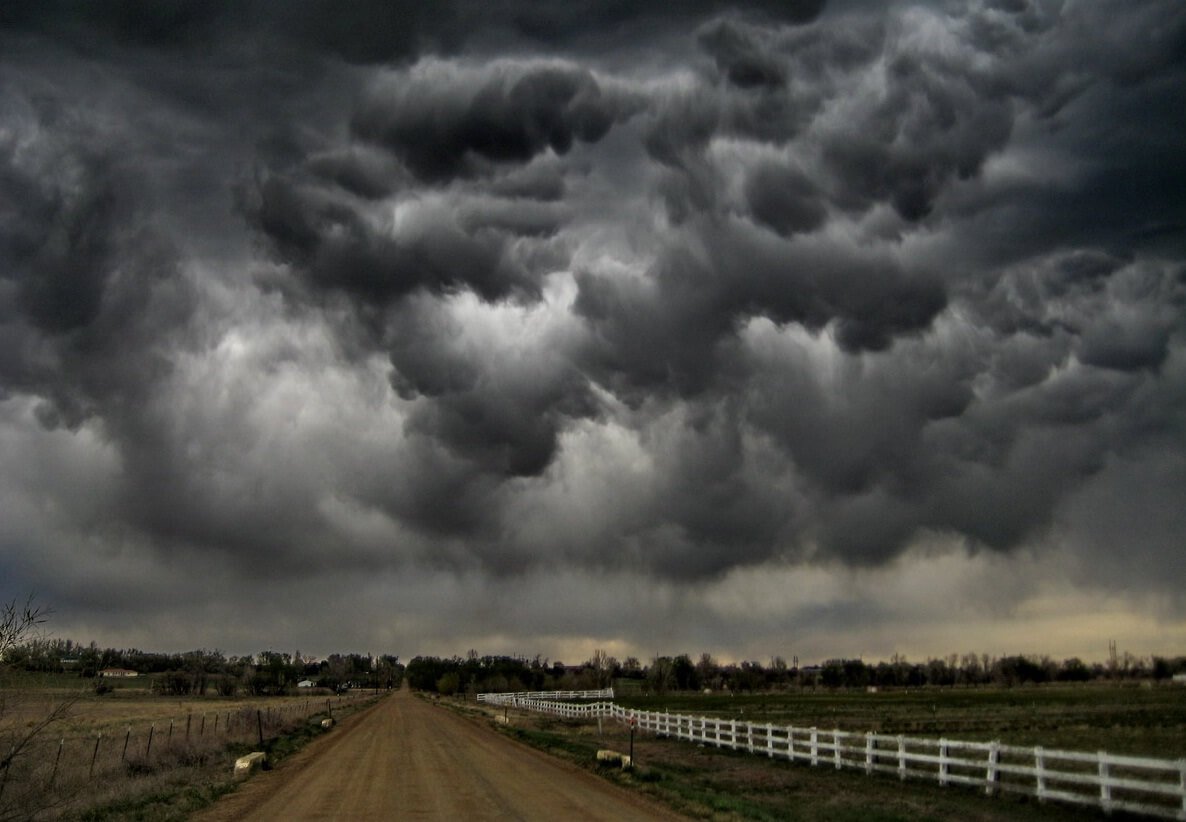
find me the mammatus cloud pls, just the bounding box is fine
[0,0,1183,660]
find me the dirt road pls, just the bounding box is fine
[195,687,683,821]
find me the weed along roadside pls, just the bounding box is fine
[0,684,381,822]
[460,687,1186,821]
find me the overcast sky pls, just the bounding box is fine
[1,0,1184,665]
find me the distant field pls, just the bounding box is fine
[611,682,1186,758]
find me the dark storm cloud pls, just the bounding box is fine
[351,61,641,183]
[2,0,1185,657]
[243,170,542,304]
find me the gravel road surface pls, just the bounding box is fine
[195,687,683,820]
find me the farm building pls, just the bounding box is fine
[98,667,139,678]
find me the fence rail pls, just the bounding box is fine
[491,696,1186,820]
[477,688,613,703]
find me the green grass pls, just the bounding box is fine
[473,685,1182,821]
[614,683,1186,757]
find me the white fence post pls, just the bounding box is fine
[985,742,1000,795]
[1035,746,1047,802]
[1178,759,1185,818]
[499,693,1186,819]
[939,739,949,786]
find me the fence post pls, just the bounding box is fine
[810,728,819,766]
[834,729,842,769]
[90,733,102,779]
[257,710,265,747]
[1034,746,1046,802]
[122,726,131,761]
[1097,751,1112,811]
[168,718,174,745]
[865,733,874,775]
[985,742,1000,795]
[746,721,754,754]
[1177,759,1185,818]
[146,723,155,760]
[787,726,794,761]
[0,744,13,803]
[48,737,64,787]
[939,739,949,786]
[200,714,206,736]
[186,713,192,742]
[897,735,906,781]
[767,723,774,758]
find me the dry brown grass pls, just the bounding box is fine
[0,679,375,821]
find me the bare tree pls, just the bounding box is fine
[1,597,75,821]
[588,649,616,689]
[0,597,46,663]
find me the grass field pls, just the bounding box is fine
[0,673,379,820]
[612,681,1186,758]
[461,683,1186,820]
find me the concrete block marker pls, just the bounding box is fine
[234,751,267,779]
[320,718,334,729]
[596,749,632,770]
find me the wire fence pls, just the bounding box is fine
[0,692,369,819]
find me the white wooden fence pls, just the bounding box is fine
[487,696,1186,820]
[476,688,613,703]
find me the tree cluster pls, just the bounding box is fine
[5,637,404,696]
[407,648,1186,695]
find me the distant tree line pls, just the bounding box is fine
[407,649,1186,695]
[7,637,404,696]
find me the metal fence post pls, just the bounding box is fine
[89,733,102,779]
[48,738,64,787]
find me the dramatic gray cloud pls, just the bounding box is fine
[1,0,1184,662]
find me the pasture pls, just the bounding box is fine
[0,673,374,820]
[474,682,1186,820]
[613,681,1186,758]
